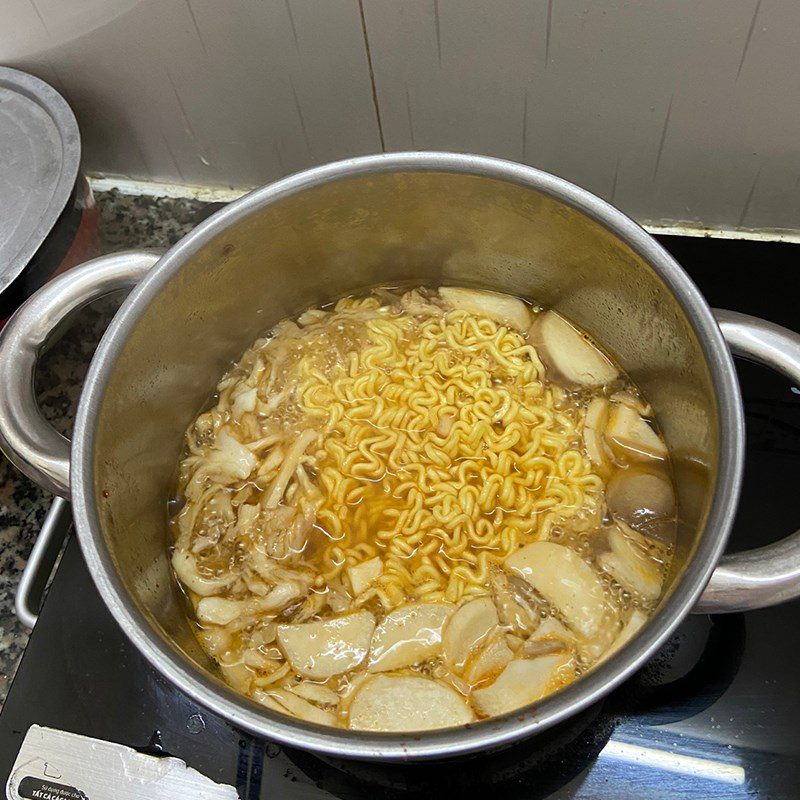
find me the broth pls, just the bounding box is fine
[170,286,676,731]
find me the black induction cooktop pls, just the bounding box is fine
[1,234,799,799]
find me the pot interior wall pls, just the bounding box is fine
[92,170,718,674]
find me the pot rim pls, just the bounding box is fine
[72,152,744,760]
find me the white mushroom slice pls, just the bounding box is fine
[520,638,569,658]
[472,655,571,717]
[401,289,441,316]
[368,603,452,672]
[297,308,328,326]
[603,609,648,660]
[231,386,258,416]
[490,570,538,635]
[277,610,375,679]
[583,397,611,468]
[505,542,609,639]
[610,390,652,416]
[528,311,618,388]
[197,625,232,659]
[171,550,235,596]
[520,617,574,657]
[220,662,253,693]
[604,402,667,461]
[438,287,530,331]
[598,523,664,601]
[348,675,474,731]
[251,691,290,715]
[607,469,675,525]
[205,430,258,483]
[585,396,610,431]
[290,682,340,707]
[442,597,499,670]
[264,428,317,508]
[337,670,371,706]
[253,688,337,726]
[464,632,514,684]
[198,591,301,626]
[347,556,383,597]
[197,596,253,626]
[532,616,575,645]
[242,649,281,671]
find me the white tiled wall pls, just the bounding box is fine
[3,0,798,232]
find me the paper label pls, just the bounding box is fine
[6,725,238,800]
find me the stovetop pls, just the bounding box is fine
[1,234,799,798]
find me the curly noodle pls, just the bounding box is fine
[293,300,605,608]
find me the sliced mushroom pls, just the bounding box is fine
[348,675,474,731]
[463,631,514,684]
[442,597,499,670]
[277,610,375,680]
[602,609,648,660]
[610,390,652,416]
[438,287,531,332]
[197,625,232,659]
[297,308,328,327]
[528,311,618,388]
[525,616,616,663]
[598,522,664,601]
[197,581,308,625]
[607,468,675,527]
[221,662,254,694]
[520,637,568,658]
[472,655,571,717]
[583,397,611,468]
[505,542,609,639]
[172,550,235,596]
[604,402,667,462]
[289,681,341,707]
[490,569,538,635]
[525,616,574,652]
[205,430,258,483]
[347,556,383,597]
[585,396,610,431]
[197,596,255,626]
[401,289,441,317]
[368,603,453,672]
[231,386,258,417]
[253,687,337,726]
[242,648,281,671]
[264,428,317,509]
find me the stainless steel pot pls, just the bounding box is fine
[2,153,800,761]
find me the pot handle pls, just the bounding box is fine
[0,250,161,498]
[695,309,800,614]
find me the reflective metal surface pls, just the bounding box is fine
[14,496,70,628]
[0,67,80,294]
[0,251,160,496]
[696,311,800,613]
[1,153,797,759]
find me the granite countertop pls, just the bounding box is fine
[0,190,210,706]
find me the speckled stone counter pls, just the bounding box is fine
[0,190,210,705]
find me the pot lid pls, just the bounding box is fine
[0,67,80,294]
